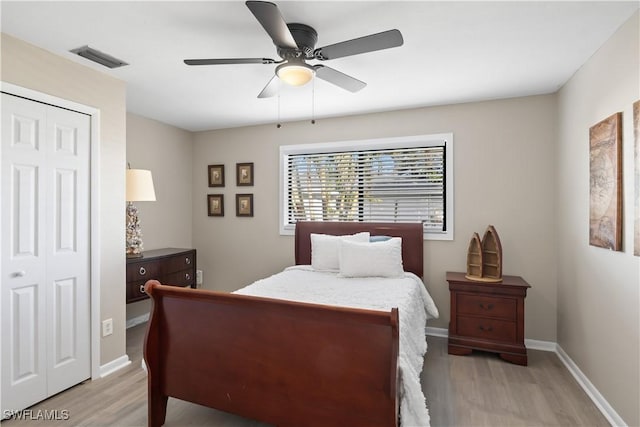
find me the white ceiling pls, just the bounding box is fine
[2,1,638,132]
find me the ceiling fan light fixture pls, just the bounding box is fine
[276,62,315,86]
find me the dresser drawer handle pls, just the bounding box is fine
[185,273,191,281]
[139,285,146,294]
[185,257,191,265]
[139,267,147,276]
[478,325,493,332]
[479,303,494,310]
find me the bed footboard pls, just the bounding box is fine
[143,280,399,427]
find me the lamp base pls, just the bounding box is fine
[126,252,144,259]
[126,201,145,257]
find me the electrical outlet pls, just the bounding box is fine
[102,318,113,337]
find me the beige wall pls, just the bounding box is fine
[192,94,558,342]
[1,33,127,365]
[125,113,194,321]
[557,11,639,426]
[5,10,637,423]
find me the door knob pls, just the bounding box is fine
[12,271,26,278]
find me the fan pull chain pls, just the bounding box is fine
[276,92,282,128]
[311,78,316,124]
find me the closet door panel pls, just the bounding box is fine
[45,104,90,397]
[1,94,48,412]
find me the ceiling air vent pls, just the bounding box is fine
[70,45,128,69]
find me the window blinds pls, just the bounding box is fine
[284,145,446,232]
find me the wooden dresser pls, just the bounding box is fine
[446,271,531,365]
[126,248,196,304]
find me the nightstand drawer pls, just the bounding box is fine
[160,253,195,275]
[126,260,160,282]
[457,316,516,342]
[457,294,516,320]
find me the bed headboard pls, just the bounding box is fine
[294,221,424,278]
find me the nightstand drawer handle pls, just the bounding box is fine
[479,303,494,310]
[185,257,191,265]
[185,273,191,281]
[478,325,493,332]
[139,267,147,276]
[139,285,146,294]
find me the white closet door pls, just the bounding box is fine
[43,103,90,397]
[1,94,48,412]
[1,93,91,413]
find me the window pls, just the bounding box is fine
[279,133,453,240]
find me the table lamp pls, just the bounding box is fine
[126,167,156,258]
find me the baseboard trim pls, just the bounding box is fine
[524,338,557,352]
[126,313,149,329]
[99,355,131,378]
[425,326,448,338]
[424,327,624,426]
[556,345,626,427]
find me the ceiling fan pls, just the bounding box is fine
[184,1,404,98]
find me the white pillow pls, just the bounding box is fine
[311,232,370,271]
[338,237,404,278]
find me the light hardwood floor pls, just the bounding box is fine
[2,324,609,427]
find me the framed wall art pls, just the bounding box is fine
[236,194,254,217]
[208,164,225,187]
[589,112,622,251]
[207,194,224,217]
[236,162,254,186]
[634,100,640,256]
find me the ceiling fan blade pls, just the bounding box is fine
[314,65,366,93]
[314,29,403,60]
[257,75,280,98]
[246,1,297,49]
[184,58,276,65]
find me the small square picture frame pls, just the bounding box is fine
[207,194,224,217]
[236,162,254,186]
[208,164,225,187]
[236,194,254,217]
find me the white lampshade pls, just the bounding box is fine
[126,169,156,202]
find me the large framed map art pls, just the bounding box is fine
[634,100,640,256]
[589,112,622,251]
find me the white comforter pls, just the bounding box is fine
[235,265,439,427]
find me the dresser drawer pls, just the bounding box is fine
[457,316,517,343]
[160,252,195,275]
[126,271,193,303]
[163,269,195,287]
[127,281,150,303]
[457,293,516,320]
[126,260,160,282]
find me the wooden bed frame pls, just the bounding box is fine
[144,221,424,427]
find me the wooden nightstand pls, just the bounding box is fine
[446,271,530,365]
[126,248,196,304]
